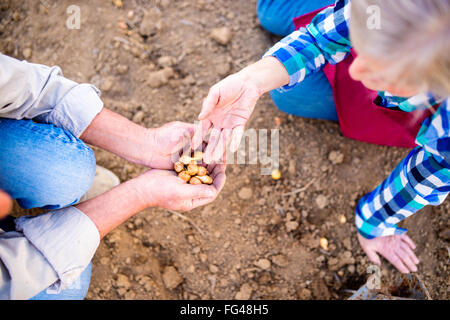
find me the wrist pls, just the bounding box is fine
[131,172,159,208]
[238,57,290,94]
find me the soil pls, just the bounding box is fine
[2,0,449,300]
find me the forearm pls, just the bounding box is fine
[0,54,103,138]
[238,57,290,94]
[75,176,149,239]
[80,108,153,167]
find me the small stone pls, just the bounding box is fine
[338,214,347,224]
[285,220,299,232]
[116,274,130,289]
[116,64,129,74]
[238,187,253,200]
[235,283,252,300]
[157,56,176,68]
[209,264,219,273]
[297,288,312,300]
[187,265,195,273]
[23,47,32,59]
[347,264,356,273]
[328,150,344,165]
[271,254,289,267]
[254,258,271,270]
[315,194,329,209]
[320,237,329,251]
[162,266,183,290]
[139,16,156,37]
[210,27,233,45]
[132,111,145,123]
[147,68,175,88]
[101,77,115,92]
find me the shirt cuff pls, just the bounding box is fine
[48,83,104,138]
[15,206,100,289]
[355,195,407,239]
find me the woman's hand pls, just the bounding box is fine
[195,57,290,163]
[357,233,419,273]
[135,163,226,212]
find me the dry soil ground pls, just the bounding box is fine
[1,0,449,300]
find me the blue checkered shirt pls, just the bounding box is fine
[263,0,450,239]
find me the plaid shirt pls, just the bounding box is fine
[264,0,450,239]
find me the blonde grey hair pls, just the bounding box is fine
[350,0,450,97]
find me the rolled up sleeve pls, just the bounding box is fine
[0,207,100,299]
[0,53,103,137]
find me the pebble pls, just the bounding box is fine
[162,266,183,290]
[271,254,289,267]
[210,27,233,45]
[101,77,114,92]
[157,56,176,68]
[147,68,175,88]
[23,47,32,59]
[116,64,129,74]
[116,274,131,289]
[235,283,252,300]
[315,194,329,209]
[285,220,299,232]
[238,187,253,200]
[297,288,312,300]
[254,258,271,270]
[132,111,145,123]
[328,150,344,165]
[209,264,219,273]
[139,15,157,37]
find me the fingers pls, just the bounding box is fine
[203,128,221,163]
[199,86,220,120]
[230,125,245,152]
[210,129,232,164]
[193,119,212,152]
[386,253,411,274]
[211,164,227,192]
[180,183,217,200]
[398,241,419,269]
[401,234,416,250]
[363,247,382,266]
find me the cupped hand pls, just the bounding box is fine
[358,233,419,274]
[194,72,263,163]
[136,163,226,212]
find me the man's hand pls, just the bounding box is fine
[0,190,12,219]
[146,121,196,169]
[195,57,290,163]
[135,163,226,212]
[358,233,419,273]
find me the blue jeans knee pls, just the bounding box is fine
[270,71,338,122]
[0,118,96,209]
[257,0,335,36]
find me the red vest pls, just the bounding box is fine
[292,8,433,148]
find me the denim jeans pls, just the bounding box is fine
[257,0,338,121]
[0,118,96,299]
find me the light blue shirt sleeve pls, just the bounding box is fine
[0,207,100,299]
[0,53,103,137]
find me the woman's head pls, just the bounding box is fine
[349,0,450,97]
